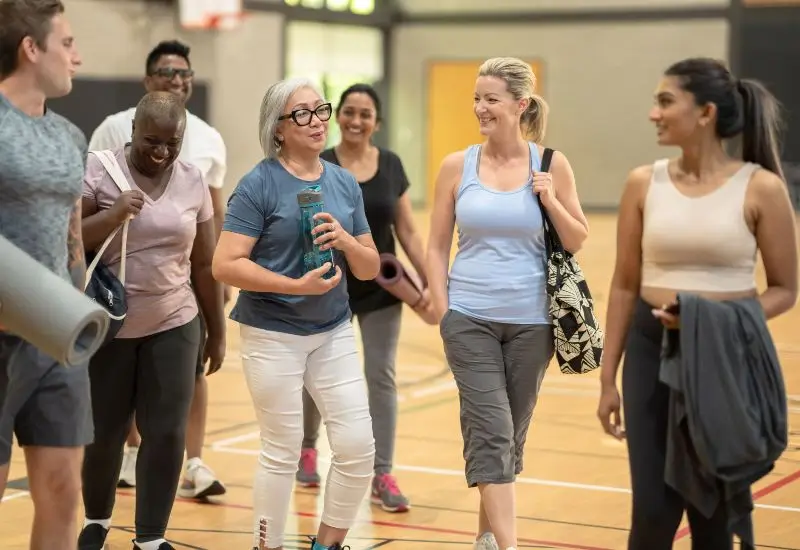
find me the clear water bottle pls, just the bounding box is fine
[297,185,336,280]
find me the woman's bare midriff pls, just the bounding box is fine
[641,286,758,309]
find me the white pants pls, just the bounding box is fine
[240,320,375,548]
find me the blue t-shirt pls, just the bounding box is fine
[223,158,371,335]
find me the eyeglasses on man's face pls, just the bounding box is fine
[279,103,333,127]
[150,67,195,81]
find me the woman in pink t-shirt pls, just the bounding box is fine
[76,91,226,550]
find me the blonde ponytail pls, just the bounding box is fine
[522,94,549,143]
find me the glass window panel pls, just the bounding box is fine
[350,0,374,14]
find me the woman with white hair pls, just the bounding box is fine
[212,78,379,550]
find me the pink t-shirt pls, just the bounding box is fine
[83,146,214,339]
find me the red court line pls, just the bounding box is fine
[673,468,800,541]
[119,491,614,550]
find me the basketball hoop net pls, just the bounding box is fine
[178,0,246,31]
[206,11,247,31]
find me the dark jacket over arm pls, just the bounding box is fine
[659,293,788,546]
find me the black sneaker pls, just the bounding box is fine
[78,523,109,550]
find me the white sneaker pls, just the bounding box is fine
[117,446,138,488]
[177,459,226,499]
[474,532,499,550]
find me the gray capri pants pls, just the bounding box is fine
[439,309,553,487]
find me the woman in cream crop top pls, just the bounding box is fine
[596,57,798,550]
[640,158,759,294]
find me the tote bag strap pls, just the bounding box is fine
[535,147,567,257]
[84,150,133,290]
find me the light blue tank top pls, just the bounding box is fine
[447,142,550,324]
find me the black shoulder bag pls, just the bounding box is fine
[537,148,604,374]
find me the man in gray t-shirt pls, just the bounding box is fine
[0,2,93,546]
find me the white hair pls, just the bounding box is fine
[258,77,324,159]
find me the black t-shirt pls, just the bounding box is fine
[320,147,410,315]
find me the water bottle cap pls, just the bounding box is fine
[297,185,323,205]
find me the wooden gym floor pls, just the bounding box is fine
[2,211,800,549]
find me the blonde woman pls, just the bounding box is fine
[426,57,589,550]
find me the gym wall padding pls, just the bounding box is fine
[739,4,800,206]
[46,77,209,142]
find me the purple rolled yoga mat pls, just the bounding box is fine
[375,253,437,325]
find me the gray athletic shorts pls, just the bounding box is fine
[0,334,94,465]
[440,309,553,488]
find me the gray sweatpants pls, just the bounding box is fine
[302,303,403,474]
[440,309,553,488]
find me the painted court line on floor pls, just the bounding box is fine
[114,491,615,550]
[1,490,29,503]
[673,468,800,541]
[210,437,800,511]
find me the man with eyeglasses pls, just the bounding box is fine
[88,39,228,502]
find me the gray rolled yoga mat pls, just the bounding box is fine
[0,235,110,367]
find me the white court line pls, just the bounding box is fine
[211,430,260,448]
[211,430,262,448]
[756,503,800,513]
[212,442,629,494]
[1,490,30,502]
[210,431,800,513]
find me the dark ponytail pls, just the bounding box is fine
[738,79,785,181]
[665,57,785,180]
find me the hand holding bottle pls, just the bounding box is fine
[312,212,354,252]
[295,262,342,295]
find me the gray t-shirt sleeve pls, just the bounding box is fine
[223,168,266,238]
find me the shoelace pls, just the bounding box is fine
[300,449,316,473]
[376,473,401,496]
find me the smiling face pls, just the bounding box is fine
[336,91,379,146]
[27,13,81,98]
[276,86,331,156]
[145,54,193,104]
[130,114,185,177]
[473,75,527,137]
[649,75,715,146]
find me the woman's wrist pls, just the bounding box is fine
[338,232,359,254]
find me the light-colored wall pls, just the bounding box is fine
[390,19,730,208]
[396,0,729,14]
[65,0,284,194]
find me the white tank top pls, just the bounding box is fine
[641,159,758,293]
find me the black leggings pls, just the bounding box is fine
[82,317,201,541]
[622,300,744,550]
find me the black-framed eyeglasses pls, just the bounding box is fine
[279,103,332,127]
[150,67,195,81]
